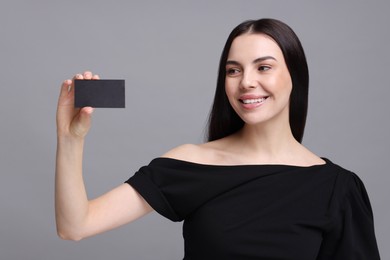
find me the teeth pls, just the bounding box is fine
[241,98,266,104]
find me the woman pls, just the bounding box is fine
[56,19,380,259]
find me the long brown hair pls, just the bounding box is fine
[207,18,309,143]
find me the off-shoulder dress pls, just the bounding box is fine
[126,157,380,260]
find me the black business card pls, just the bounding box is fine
[74,79,125,108]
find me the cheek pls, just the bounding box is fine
[224,85,240,111]
[275,70,293,95]
[285,78,293,97]
[224,80,236,100]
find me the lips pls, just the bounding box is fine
[240,97,267,104]
[239,95,269,105]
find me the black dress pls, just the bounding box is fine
[126,157,380,260]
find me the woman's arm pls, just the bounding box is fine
[55,71,153,241]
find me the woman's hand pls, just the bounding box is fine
[56,71,99,139]
[55,71,154,241]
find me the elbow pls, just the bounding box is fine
[57,227,84,241]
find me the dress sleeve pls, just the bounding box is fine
[125,158,254,222]
[317,171,381,259]
[125,160,183,222]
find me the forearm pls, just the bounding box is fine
[55,136,89,240]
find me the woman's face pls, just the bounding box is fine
[225,33,292,127]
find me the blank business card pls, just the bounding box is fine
[74,79,125,108]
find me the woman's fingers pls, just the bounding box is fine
[69,71,98,92]
[71,71,98,83]
[58,79,73,106]
[69,107,94,138]
[57,71,99,138]
[75,71,95,80]
[83,71,93,80]
[57,79,79,137]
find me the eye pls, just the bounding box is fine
[226,68,241,76]
[258,65,271,72]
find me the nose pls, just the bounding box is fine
[240,70,257,89]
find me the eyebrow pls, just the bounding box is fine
[226,56,277,66]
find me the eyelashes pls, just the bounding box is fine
[258,65,271,71]
[226,65,271,76]
[226,68,241,75]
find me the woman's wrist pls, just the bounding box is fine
[57,134,85,147]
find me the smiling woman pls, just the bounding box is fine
[55,18,381,259]
[208,19,309,143]
[224,34,293,129]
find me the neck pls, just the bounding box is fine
[231,120,301,163]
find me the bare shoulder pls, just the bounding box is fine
[161,144,206,162]
[161,139,231,165]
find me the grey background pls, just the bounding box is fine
[0,0,388,259]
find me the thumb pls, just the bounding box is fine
[70,107,94,138]
[78,106,94,129]
[80,106,94,119]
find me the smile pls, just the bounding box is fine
[239,97,268,104]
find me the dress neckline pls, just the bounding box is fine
[153,157,330,169]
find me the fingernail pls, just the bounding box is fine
[85,107,94,114]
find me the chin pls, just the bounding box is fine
[240,116,270,126]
